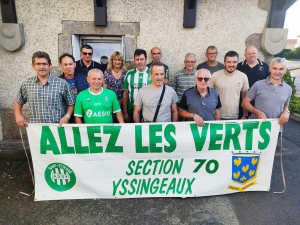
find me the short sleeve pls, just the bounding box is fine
[177,92,188,110]
[122,73,129,90]
[134,90,143,107]
[246,82,258,101]
[74,93,84,117]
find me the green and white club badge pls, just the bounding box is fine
[44,163,76,192]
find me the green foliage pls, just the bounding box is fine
[282,47,300,60]
[289,95,300,115]
[283,70,299,114]
[274,49,291,58]
[283,70,296,95]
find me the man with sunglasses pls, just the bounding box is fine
[178,69,221,127]
[196,46,224,74]
[209,51,249,120]
[147,47,170,84]
[75,44,103,76]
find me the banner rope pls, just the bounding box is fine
[273,126,286,194]
[19,127,35,197]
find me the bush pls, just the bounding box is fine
[283,70,296,95]
[283,70,300,114]
[289,95,300,115]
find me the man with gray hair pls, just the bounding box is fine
[196,46,224,74]
[74,68,124,124]
[173,53,197,101]
[178,69,221,127]
[242,57,292,125]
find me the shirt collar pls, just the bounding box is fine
[194,85,211,95]
[34,73,53,84]
[266,76,284,86]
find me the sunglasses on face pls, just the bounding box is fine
[197,77,210,82]
[82,52,93,56]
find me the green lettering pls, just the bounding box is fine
[112,179,122,196]
[164,124,176,153]
[128,179,137,195]
[159,178,168,194]
[40,126,60,154]
[166,178,176,194]
[185,178,195,194]
[209,123,223,150]
[149,124,162,153]
[150,178,160,194]
[104,126,123,152]
[224,123,241,150]
[58,127,75,154]
[243,122,259,150]
[172,159,184,174]
[190,123,209,151]
[143,160,152,175]
[140,178,151,195]
[126,160,135,176]
[87,126,103,153]
[134,160,144,175]
[258,121,271,150]
[72,127,89,154]
[119,179,128,196]
[135,125,148,153]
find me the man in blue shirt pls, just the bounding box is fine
[59,53,89,122]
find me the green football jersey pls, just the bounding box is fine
[74,88,120,124]
[122,68,151,113]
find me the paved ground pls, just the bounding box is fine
[0,118,299,225]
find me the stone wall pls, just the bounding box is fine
[0,0,270,139]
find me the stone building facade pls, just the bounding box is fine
[0,0,274,138]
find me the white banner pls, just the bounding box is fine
[26,120,280,201]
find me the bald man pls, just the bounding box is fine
[74,68,124,124]
[237,46,269,88]
[237,46,270,118]
[147,47,169,84]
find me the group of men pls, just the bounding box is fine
[14,44,292,128]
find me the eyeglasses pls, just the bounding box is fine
[34,63,49,66]
[197,77,210,82]
[82,52,93,56]
[152,52,161,55]
[185,61,196,63]
[207,52,217,55]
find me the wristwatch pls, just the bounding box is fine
[285,109,290,114]
[65,114,71,120]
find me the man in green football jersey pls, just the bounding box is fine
[122,49,151,123]
[74,69,124,124]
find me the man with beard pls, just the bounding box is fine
[209,51,249,120]
[133,62,178,122]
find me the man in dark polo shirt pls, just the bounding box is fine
[178,69,221,127]
[147,47,169,84]
[75,44,103,76]
[237,46,269,118]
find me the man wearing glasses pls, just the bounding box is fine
[75,44,103,76]
[196,46,224,74]
[173,53,197,101]
[14,51,75,126]
[209,51,249,120]
[178,69,221,127]
[147,47,170,84]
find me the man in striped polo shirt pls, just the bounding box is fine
[122,49,151,122]
[173,53,197,101]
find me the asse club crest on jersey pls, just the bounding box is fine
[228,153,260,192]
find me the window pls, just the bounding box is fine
[72,35,125,63]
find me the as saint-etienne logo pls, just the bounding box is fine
[86,109,93,118]
[44,163,76,192]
